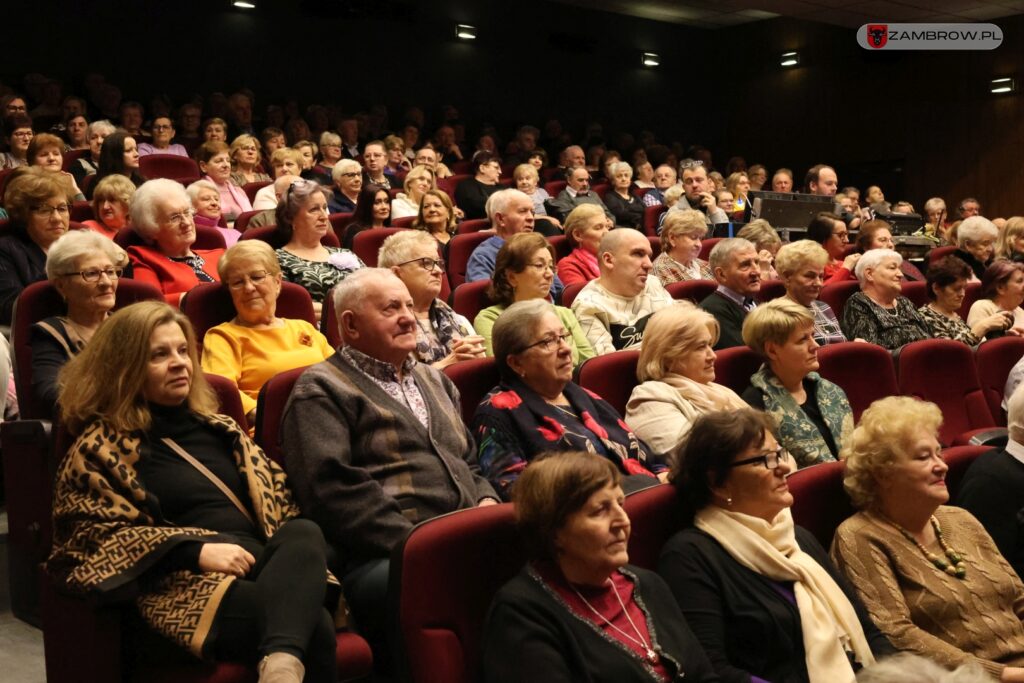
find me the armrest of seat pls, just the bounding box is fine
[955,427,1009,448]
[42,581,123,683]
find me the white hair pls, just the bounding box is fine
[46,230,127,281]
[331,158,361,183]
[708,238,756,271]
[486,188,530,224]
[185,178,218,205]
[130,179,190,239]
[857,653,992,683]
[956,215,998,247]
[854,248,903,284]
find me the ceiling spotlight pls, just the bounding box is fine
[991,77,1016,94]
[455,24,477,40]
[780,51,800,67]
[232,0,256,8]
[642,52,660,68]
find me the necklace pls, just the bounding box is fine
[550,402,577,420]
[883,514,968,579]
[571,578,659,664]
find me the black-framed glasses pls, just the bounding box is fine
[728,447,790,470]
[517,331,571,354]
[227,270,270,290]
[398,257,445,272]
[63,267,123,283]
[31,203,70,217]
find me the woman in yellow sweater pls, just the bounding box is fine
[202,241,333,428]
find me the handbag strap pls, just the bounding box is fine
[35,319,77,358]
[160,437,256,527]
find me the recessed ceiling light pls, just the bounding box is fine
[780,51,799,67]
[642,52,660,68]
[455,24,477,40]
[991,77,1016,94]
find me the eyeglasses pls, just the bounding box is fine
[238,145,257,152]
[517,331,571,354]
[63,267,123,283]
[152,124,174,131]
[11,130,34,139]
[728,447,790,470]
[166,207,195,225]
[398,257,445,272]
[227,270,270,290]
[339,172,361,178]
[525,261,554,273]
[31,204,70,217]
[679,160,704,169]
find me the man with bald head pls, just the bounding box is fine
[571,228,674,355]
[559,145,586,174]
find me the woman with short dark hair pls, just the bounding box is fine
[807,211,859,284]
[454,151,502,220]
[920,256,1009,344]
[967,260,1024,339]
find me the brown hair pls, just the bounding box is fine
[195,140,230,165]
[488,232,554,307]
[855,219,893,252]
[2,167,67,227]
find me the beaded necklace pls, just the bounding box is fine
[882,513,968,579]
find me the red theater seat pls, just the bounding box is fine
[451,280,493,323]
[816,342,898,420]
[818,280,861,322]
[444,357,501,428]
[642,205,667,236]
[242,180,271,205]
[622,484,685,571]
[665,279,717,304]
[576,350,640,416]
[447,232,492,288]
[254,365,309,466]
[788,460,851,548]
[975,336,1024,426]
[352,227,403,267]
[456,218,492,235]
[138,154,201,184]
[757,279,787,302]
[560,281,587,308]
[182,281,315,346]
[699,237,722,261]
[713,345,762,396]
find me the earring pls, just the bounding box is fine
[726,497,733,506]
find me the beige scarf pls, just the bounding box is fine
[695,506,874,683]
[662,373,747,414]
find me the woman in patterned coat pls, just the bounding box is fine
[47,301,340,683]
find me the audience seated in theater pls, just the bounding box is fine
[641,164,678,208]
[361,139,392,190]
[572,228,674,355]
[186,179,240,246]
[455,152,503,221]
[771,167,794,193]
[775,240,846,345]
[341,184,391,250]
[920,256,1008,345]
[958,197,982,220]
[227,134,270,186]
[201,241,333,428]
[724,171,750,219]
[967,260,1024,339]
[807,211,860,284]
[202,117,228,144]
[69,119,115,187]
[557,144,586,177]
[603,161,644,229]
[273,178,363,321]
[841,249,929,349]
[954,215,998,282]
[252,147,305,210]
[310,131,343,185]
[625,304,746,459]
[699,237,762,350]
[997,217,1024,263]
[390,164,435,220]
[137,116,187,157]
[88,131,145,199]
[281,267,498,650]
[633,160,655,189]
[742,298,853,468]
[483,451,717,683]
[0,113,33,170]
[434,124,464,167]
[475,232,594,364]
[327,158,363,214]
[652,209,714,285]
[335,118,359,159]
[412,145,453,179]
[27,132,86,201]
[118,100,147,139]
[804,163,839,198]
[50,301,341,683]
[64,115,90,153]
[196,141,252,224]
[30,230,127,412]
[736,219,781,281]
[513,163,554,222]
[383,134,411,177]
[659,409,892,683]
[473,299,663,500]
[556,204,609,287]
[378,230,484,368]
[675,160,730,228]
[832,396,1024,680]
[0,169,71,324]
[293,139,317,175]
[81,173,134,240]
[407,188,455,255]
[856,219,925,281]
[546,165,614,224]
[957,385,1024,582]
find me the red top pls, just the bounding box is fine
[127,244,225,305]
[557,248,601,287]
[823,259,853,285]
[81,219,118,240]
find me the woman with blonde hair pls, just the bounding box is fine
[556,204,608,286]
[775,240,846,345]
[997,217,1024,262]
[832,396,1024,681]
[625,303,746,458]
[228,134,271,186]
[391,165,437,220]
[82,174,136,239]
[411,188,458,253]
[725,171,750,217]
[651,209,713,284]
[513,163,551,219]
[737,219,781,280]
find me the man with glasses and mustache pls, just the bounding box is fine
[546,165,614,223]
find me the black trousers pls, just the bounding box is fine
[210,518,337,683]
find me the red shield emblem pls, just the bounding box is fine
[866,24,888,48]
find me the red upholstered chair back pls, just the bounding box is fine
[115,224,226,250]
[138,154,201,184]
[448,232,492,288]
[712,345,762,395]
[818,280,861,322]
[70,200,93,222]
[391,215,417,228]
[320,286,341,348]
[11,279,165,420]
[929,245,957,264]
[392,504,523,683]
[757,279,786,302]
[960,281,981,320]
[242,180,271,205]
[254,365,309,467]
[238,225,339,249]
[975,336,1024,426]
[622,484,685,570]
[456,218,492,235]
[548,234,571,262]
[233,210,263,233]
[576,350,640,416]
[593,182,610,199]
[816,342,898,420]
[203,373,247,428]
[900,280,929,308]
[787,460,852,548]
[560,281,586,308]
[182,281,315,347]
[61,148,89,171]
[943,445,993,499]
[437,174,470,198]
[648,235,662,258]
[327,212,355,241]
[699,237,722,261]
[897,338,996,445]
[352,227,403,267]
[642,205,667,236]
[451,280,494,323]
[444,357,501,427]
[543,179,567,197]
[665,279,717,304]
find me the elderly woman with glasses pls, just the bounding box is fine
[0,113,33,170]
[70,119,116,188]
[953,216,998,282]
[127,179,226,306]
[202,241,333,428]
[0,168,71,324]
[658,409,893,683]
[378,230,485,368]
[82,174,135,240]
[775,240,847,345]
[228,134,271,187]
[30,231,129,413]
[652,210,714,285]
[327,159,362,214]
[472,299,663,501]
[807,212,860,285]
[274,179,364,321]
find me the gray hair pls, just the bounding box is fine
[378,230,438,268]
[331,158,361,183]
[956,215,998,247]
[492,299,555,379]
[923,197,946,214]
[486,188,530,224]
[596,227,645,260]
[88,119,116,138]
[854,248,903,284]
[609,161,633,177]
[130,178,190,239]
[856,653,992,683]
[332,267,401,322]
[708,237,756,271]
[46,230,128,281]
[185,178,218,205]
[319,131,341,148]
